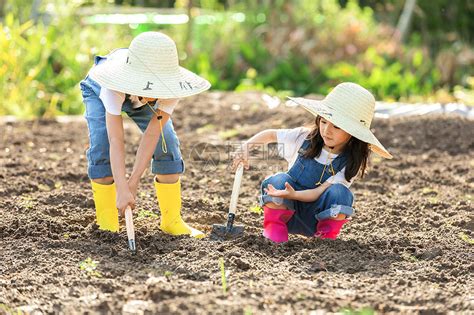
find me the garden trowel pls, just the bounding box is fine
[211,163,245,239]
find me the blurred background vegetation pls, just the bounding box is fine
[0,0,473,117]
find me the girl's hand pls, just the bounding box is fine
[116,186,135,216]
[232,145,250,171]
[264,182,296,199]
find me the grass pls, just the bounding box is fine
[219,257,227,294]
[137,209,159,220]
[164,270,173,279]
[421,187,438,196]
[459,232,474,245]
[196,123,216,134]
[79,257,102,278]
[19,196,35,209]
[218,129,240,140]
[340,307,375,315]
[401,251,418,263]
[249,205,263,215]
[0,303,23,315]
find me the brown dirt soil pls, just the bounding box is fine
[1,92,473,314]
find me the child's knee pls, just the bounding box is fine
[262,173,293,190]
[326,183,353,205]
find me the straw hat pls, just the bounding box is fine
[288,82,392,159]
[89,32,211,98]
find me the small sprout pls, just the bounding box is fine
[63,233,70,239]
[297,292,306,300]
[401,251,418,263]
[79,257,102,277]
[249,205,263,215]
[137,210,159,219]
[139,191,147,198]
[54,181,63,189]
[219,129,240,140]
[38,184,51,191]
[421,187,438,196]
[197,123,216,134]
[219,257,227,294]
[371,156,382,164]
[459,232,474,245]
[340,307,375,315]
[164,271,173,279]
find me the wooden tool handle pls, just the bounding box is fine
[229,163,244,215]
[125,206,135,242]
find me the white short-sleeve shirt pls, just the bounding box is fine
[276,127,355,188]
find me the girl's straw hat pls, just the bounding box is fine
[89,32,211,98]
[288,82,392,159]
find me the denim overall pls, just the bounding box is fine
[79,52,184,179]
[260,139,355,236]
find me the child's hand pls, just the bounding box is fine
[128,178,139,200]
[264,182,296,199]
[117,187,135,216]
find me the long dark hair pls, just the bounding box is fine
[303,116,370,181]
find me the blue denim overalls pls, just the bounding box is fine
[79,52,184,179]
[260,139,355,236]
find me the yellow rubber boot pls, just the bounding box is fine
[154,178,204,239]
[91,181,119,232]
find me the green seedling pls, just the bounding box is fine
[340,307,375,315]
[401,251,418,263]
[219,257,227,294]
[19,196,35,209]
[79,257,102,277]
[197,123,216,134]
[249,205,263,215]
[0,303,22,315]
[459,232,474,245]
[219,129,240,140]
[421,187,438,196]
[63,233,70,239]
[164,270,173,279]
[137,210,159,220]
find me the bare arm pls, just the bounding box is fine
[232,129,278,169]
[266,181,332,202]
[106,113,135,213]
[128,110,171,192]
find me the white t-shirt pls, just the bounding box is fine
[96,50,177,116]
[276,127,354,188]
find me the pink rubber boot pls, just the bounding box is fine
[263,206,295,243]
[315,219,349,239]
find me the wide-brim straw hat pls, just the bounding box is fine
[89,31,211,98]
[288,82,392,159]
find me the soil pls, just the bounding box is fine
[1,91,473,314]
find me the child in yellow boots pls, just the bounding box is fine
[79,32,210,238]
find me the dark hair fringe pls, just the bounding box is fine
[303,116,370,181]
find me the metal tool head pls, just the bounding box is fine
[211,223,245,240]
[128,239,137,255]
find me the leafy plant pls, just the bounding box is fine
[137,209,159,219]
[459,232,474,245]
[249,205,263,215]
[79,257,102,277]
